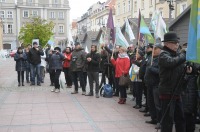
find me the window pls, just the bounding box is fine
[3,24,5,33]
[59,25,64,33]
[150,0,153,6]
[142,0,144,9]
[7,24,13,34]
[32,10,38,16]
[53,0,58,4]
[50,12,55,19]
[27,0,32,3]
[123,3,126,13]
[7,11,13,18]
[117,4,120,15]
[128,1,131,12]
[134,1,137,12]
[58,12,64,19]
[23,10,29,18]
[159,8,163,16]
[0,0,5,2]
[0,11,5,18]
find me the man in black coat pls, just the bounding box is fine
[158,32,187,132]
[85,45,100,98]
[28,42,44,86]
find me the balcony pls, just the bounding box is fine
[17,2,69,8]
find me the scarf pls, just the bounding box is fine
[118,53,129,59]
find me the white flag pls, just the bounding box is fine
[155,13,167,41]
[85,46,89,53]
[116,25,129,48]
[125,18,135,42]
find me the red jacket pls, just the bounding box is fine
[111,56,130,78]
[63,53,72,68]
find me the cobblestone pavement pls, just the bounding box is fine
[0,58,198,132]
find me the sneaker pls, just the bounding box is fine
[95,94,99,98]
[85,92,93,96]
[55,89,60,93]
[82,91,86,95]
[71,91,78,94]
[51,88,56,92]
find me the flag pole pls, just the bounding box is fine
[151,11,160,66]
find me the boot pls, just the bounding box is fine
[118,98,123,104]
[119,98,126,104]
[22,82,24,86]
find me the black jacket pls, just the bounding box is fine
[28,48,44,65]
[158,46,186,95]
[135,58,146,80]
[104,46,119,60]
[182,75,198,114]
[144,56,159,87]
[14,52,27,71]
[86,51,100,72]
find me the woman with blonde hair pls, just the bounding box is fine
[111,46,130,104]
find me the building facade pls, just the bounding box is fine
[0,0,70,50]
[115,0,191,26]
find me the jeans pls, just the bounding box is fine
[17,71,24,83]
[26,68,31,82]
[116,78,127,98]
[72,71,85,92]
[40,66,45,82]
[63,68,72,86]
[160,98,186,132]
[30,64,41,84]
[51,69,61,89]
[87,72,99,94]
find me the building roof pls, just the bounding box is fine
[169,5,191,29]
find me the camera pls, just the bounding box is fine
[72,56,77,62]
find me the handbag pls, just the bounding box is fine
[119,60,131,86]
[119,73,130,86]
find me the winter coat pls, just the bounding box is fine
[25,51,30,69]
[144,56,159,87]
[70,48,86,72]
[49,52,65,70]
[28,48,44,65]
[40,52,46,67]
[14,52,27,71]
[182,75,198,114]
[158,46,186,95]
[111,53,130,78]
[86,51,100,72]
[63,52,72,68]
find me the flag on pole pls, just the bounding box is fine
[115,25,129,48]
[140,16,154,44]
[150,10,160,33]
[186,0,200,64]
[107,9,115,44]
[85,46,89,53]
[47,36,54,46]
[155,13,167,41]
[125,18,135,42]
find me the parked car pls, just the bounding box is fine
[0,50,9,58]
[9,50,17,57]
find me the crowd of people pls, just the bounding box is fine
[13,32,200,132]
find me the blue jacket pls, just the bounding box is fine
[49,52,65,70]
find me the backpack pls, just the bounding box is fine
[100,84,113,98]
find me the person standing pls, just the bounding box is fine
[40,49,46,83]
[14,47,27,86]
[85,45,100,98]
[70,42,86,95]
[50,47,65,93]
[25,46,31,83]
[28,42,44,86]
[63,47,72,88]
[111,46,130,104]
[158,32,188,132]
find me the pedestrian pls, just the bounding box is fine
[70,42,86,95]
[85,45,100,98]
[158,32,189,132]
[28,42,44,86]
[50,47,65,93]
[14,47,27,86]
[25,45,31,83]
[40,48,46,83]
[63,47,72,88]
[111,46,130,104]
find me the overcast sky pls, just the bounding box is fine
[69,0,105,22]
